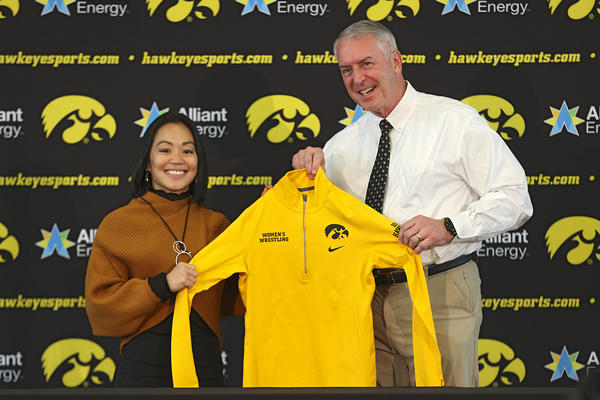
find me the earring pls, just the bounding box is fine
[144,170,151,183]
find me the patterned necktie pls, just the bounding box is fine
[365,119,393,213]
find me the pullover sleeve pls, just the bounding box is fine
[356,201,444,387]
[84,222,162,338]
[172,200,260,387]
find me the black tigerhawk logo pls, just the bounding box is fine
[325,224,349,253]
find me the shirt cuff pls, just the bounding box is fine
[148,272,175,302]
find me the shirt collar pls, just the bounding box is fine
[272,168,332,213]
[366,81,417,134]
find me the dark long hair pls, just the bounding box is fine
[131,112,207,204]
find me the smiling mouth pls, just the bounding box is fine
[359,86,375,96]
[166,170,186,176]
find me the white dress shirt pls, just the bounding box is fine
[323,82,533,265]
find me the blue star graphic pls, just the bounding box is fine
[143,103,163,137]
[41,224,72,259]
[240,0,271,16]
[351,105,365,124]
[551,101,580,136]
[39,0,71,16]
[441,0,472,15]
[551,347,580,382]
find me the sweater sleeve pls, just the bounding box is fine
[84,219,161,338]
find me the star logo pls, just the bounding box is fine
[135,102,169,137]
[339,105,366,126]
[236,0,277,15]
[544,101,584,137]
[437,0,477,15]
[36,0,76,16]
[545,346,584,382]
[36,224,75,260]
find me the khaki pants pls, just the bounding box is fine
[372,260,482,387]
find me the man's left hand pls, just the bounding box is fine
[399,215,454,254]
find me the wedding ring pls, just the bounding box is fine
[415,233,423,241]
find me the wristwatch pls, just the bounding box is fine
[443,217,457,238]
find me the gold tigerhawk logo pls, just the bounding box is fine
[346,0,420,21]
[41,338,116,387]
[146,0,219,22]
[461,95,525,141]
[545,216,600,265]
[41,95,116,145]
[0,0,19,18]
[246,95,320,144]
[547,0,597,20]
[0,222,19,263]
[478,339,526,387]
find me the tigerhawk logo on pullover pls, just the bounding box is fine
[171,168,444,387]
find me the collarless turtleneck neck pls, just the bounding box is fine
[148,188,191,201]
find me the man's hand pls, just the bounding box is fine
[166,263,198,292]
[292,146,325,179]
[399,215,454,254]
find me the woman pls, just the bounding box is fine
[85,112,238,387]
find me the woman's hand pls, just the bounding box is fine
[166,262,198,292]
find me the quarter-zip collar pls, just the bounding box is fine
[272,168,332,213]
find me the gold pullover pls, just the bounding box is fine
[172,169,443,387]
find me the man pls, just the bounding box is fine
[291,20,532,387]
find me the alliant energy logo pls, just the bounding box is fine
[461,95,525,140]
[0,107,24,139]
[0,221,19,263]
[36,0,128,17]
[0,0,19,18]
[146,0,219,22]
[545,102,600,136]
[246,95,320,144]
[0,352,23,383]
[478,339,525,387]
[547,0,598,20]
[437,0,529,15]
[41,338,115,387]
[36,224,96,260]
[544,101,584,136]
[325,224,349,253]
[339,105,366,126]
[346,0,419,21]
[41,95,116,144]
[237,0,328,16]
[545,216,600,265]
[179,106,228,139]
[477,228,528,261]
[135,102,169,137]
[258,231,289,243]
[545,346,585,382]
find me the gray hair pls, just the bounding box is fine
[333,20,398,60]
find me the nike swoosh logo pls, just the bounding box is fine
[328,245,344,252]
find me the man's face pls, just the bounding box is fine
[336,35,403,118]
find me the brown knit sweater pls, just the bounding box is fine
[85,191,232,350]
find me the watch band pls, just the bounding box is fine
[443,217,457,238]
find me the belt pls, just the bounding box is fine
[373,253,478,285]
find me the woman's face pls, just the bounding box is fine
[146,122,198,194]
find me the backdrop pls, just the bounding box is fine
[0,0,598,389]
